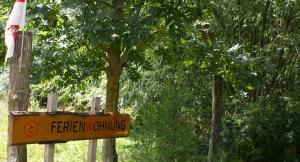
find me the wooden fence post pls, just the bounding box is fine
[7,31,32,162]
[87,97,100,162]
[44,93,58,162]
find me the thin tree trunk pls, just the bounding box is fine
[7,31,32,162]
[259,0,270,47]
[102,50,123,162]
[207,75,223,162]
[102,138,118,162]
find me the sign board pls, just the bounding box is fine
[9,112,130,145]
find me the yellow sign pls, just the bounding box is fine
[9,112,130,145]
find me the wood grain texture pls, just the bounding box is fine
[44,93,58,162]
[7,31,32,162]
[88,97,100,162]
[9,112,130,145]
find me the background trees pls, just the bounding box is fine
[0,0,299,161]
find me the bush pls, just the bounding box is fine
[222,98,300,162]
[31,75,105,111]
[0,67,9,99]
[129,87,200,162]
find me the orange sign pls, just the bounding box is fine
[9,112,130,145]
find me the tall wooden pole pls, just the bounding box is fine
[87,97,100,162]
[44,93,58,162]
[7,31,32,162]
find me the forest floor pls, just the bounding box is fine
[0,99,133,162]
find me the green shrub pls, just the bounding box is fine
[31,75,105,111]
[129,87,200,162]
[222,98,300,162]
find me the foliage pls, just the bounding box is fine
[0,67,9,99]
[0,0,300,161]
[127,66,204,162]
[31,77,106,111]
[222,97,300,162]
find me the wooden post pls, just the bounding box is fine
[44,93,58,162]
[7,31,32,162]
[87,97,100,162]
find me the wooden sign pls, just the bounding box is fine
[9,112,130,145]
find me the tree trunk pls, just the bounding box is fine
[7,31,32,162]
[207,75,223,162]
[102,50,123,162]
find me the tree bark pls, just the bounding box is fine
[102,49,123,162]
[207,75,223,162]
[7,31,32,162]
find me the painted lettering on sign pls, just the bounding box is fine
[9,112,130,145]
[50,119,127,133]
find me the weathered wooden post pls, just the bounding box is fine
[87,97,100,162]
[7,31,32,162]
[44,93,58,162]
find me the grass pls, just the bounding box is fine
[0,99,134,162]
[0,99,7,161]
